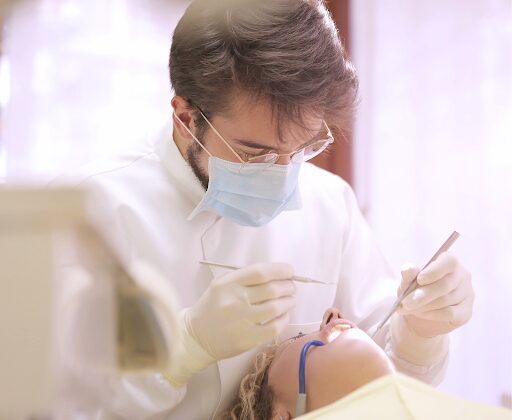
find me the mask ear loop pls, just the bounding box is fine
[196,110,248,175]
[172,111,213,157]
[296,340,324,416]
[198,111,245,163]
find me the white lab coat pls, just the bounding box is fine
[57,123,449,419]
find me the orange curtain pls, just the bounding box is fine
[311,0,353,186]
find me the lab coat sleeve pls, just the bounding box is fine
[332,182,449,385]
[54,179,187,419]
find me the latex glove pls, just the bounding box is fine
[396,252,475,338]
[166,262,296,386]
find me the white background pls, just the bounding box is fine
[0,0,188,183]
[352,0,512,408]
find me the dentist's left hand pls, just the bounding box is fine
[397,252,475,338]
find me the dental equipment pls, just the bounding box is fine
[296,339,325,416]
[370,231,460,339]
[199,260,336,285]
[77,223,172,372]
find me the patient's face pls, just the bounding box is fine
[268,308,395,419]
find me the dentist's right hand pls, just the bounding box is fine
[165,263,296,387]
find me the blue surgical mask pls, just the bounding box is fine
[188,156,302,227]
[173,111,303,227]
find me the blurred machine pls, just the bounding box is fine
[0,188,85,418]
[0,188,173,419]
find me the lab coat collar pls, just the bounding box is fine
[154,123,206,208]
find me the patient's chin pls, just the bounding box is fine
[306,330,394,412]
[331,328,393,367]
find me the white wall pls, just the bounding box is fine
[352,0,512,408]
[1,0,189,184]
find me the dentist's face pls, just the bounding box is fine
[268,308,395,419]
[172,93,327,190]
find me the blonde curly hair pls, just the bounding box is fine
[221,344,279,420]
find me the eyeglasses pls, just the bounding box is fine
[197,110,334,171]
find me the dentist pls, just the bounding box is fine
[64,0,475,418]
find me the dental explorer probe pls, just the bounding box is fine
[370,231,460,339]
[199,260,336,285]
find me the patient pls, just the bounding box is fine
[223,308,511,420]
[223,307,395,419]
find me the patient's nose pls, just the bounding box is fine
[321,308,344,329]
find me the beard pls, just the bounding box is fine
[186,141,210,191]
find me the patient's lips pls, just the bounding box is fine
[327,317,356,329]
[333,324,352,332]
[324,318,356,343]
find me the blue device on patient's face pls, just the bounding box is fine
[296,340,325,416]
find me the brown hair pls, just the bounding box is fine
[221,345,279,420]
[169,0,358,137]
